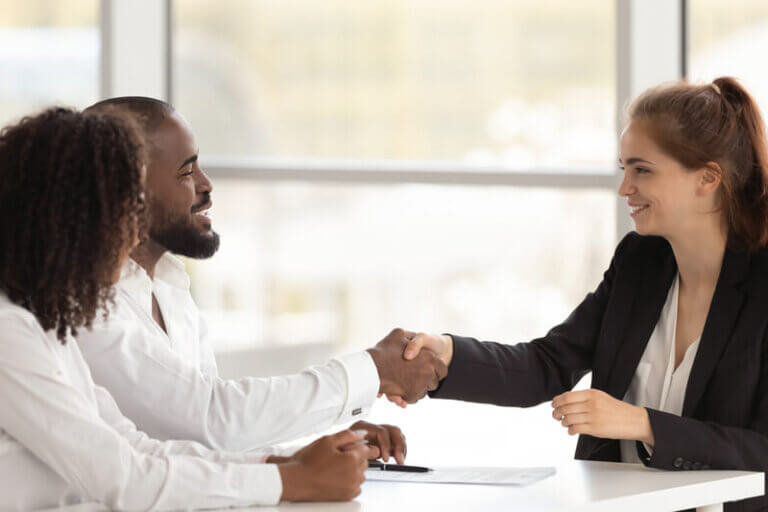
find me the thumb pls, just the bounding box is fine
[403,334,426,360]
[328,429,365,449]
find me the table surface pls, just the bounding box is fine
[250,460,764,512]
[47,460,764,512]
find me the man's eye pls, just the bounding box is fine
[636,167,650,174]
[180,170,193,177]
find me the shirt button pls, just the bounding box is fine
[673,457,684,468]
[683,461,692,470]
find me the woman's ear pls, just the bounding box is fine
[698,162,723,196]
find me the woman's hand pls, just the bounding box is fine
[551,389,655,446]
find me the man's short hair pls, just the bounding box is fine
[84,96,174,134]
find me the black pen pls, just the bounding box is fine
[367,460,433,472]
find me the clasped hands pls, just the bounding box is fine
[366,329,453,405]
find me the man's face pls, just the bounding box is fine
[144,112,219,258]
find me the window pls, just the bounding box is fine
[172,1,620,464]
[188,182,615,353]
[0,0,99,126]
[688,0,768,112]
[174,1,615,171]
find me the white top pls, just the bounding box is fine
[620,273,701,463]
[0,293,284,510]
[75,255,380,452]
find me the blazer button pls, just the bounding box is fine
[683,461,692,470]
[673,457,684,468]
[692,462,702,470]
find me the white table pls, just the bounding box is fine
[255,460,764,512]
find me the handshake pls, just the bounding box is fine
[367,328,455,405]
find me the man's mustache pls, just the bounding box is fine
[191,193,212,212]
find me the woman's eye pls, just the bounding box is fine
[635,167,650,174]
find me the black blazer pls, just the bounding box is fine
[431,232,768,512]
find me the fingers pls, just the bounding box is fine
[552,402,589,420]
[568,424,590,436]
[433,355,448,381]
[365,445,380,459]
[343,444,371,474]
[551,390,592,408]
[339,441,379,460]
[403,334,427,360]
[385,394,408,408]
[327,429,365,449]
[427,353,448,390]
[374,426,392,462]
[559,412,590,427]
[385,425,406,464]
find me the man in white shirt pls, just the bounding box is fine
[77,97,446,460]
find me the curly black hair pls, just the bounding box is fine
[0,107,146,342]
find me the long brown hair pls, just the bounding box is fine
[0,107,146,342]
[628,77,768,251]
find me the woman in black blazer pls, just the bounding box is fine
[398,77,768,511]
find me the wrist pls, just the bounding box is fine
[440,334,455,367]
[366,347,392,394]
[278,462,310,502]
[636,407,655,446]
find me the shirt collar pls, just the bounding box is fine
[118,253,191,293]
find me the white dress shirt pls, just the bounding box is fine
[76,255,380,452]
[0,293,284,510]
[620,273,702,463]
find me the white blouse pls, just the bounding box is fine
[620,273,701,463]
[0,293,284,510]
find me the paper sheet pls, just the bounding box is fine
[365,466,555,486]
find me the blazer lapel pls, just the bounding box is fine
[682,249,749,417]
[606,246,677,399]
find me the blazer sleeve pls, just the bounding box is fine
[641,328,768,472]
[430,233,634,407]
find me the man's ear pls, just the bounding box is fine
[698,162,723,196]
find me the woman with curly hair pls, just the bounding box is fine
[0,108,370,510]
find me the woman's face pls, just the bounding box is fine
[618,121,718,239]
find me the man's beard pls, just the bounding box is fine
[150,208,220,259]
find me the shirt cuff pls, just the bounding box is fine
[239,462,283,505]
[331,351,380,423]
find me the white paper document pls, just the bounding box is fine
[365,466,555,486]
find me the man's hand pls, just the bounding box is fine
[348,420,406,464]
[277,430,369,502]
[551,389,655,446]
[367,328,448,403]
